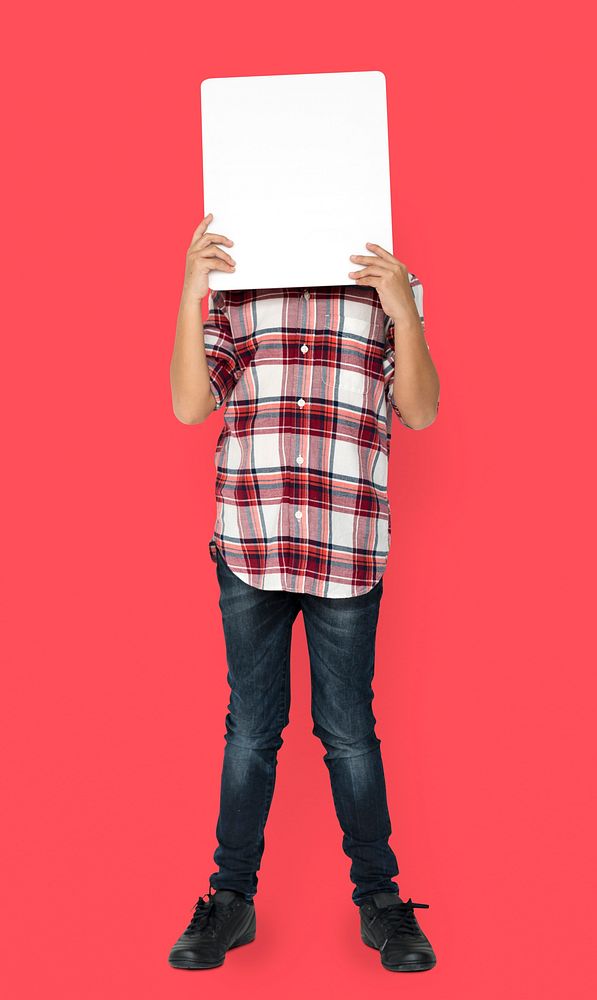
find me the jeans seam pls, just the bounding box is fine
[255,609,293,844]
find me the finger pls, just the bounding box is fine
[364,242,397,262]
[348,266,387,279]
[201,246,236,266]
[349,255,394,269]
[190,245,236,266]
[196,231,235,249]
[209,259,236,271]
[353,275,382,288]
[190,213,213,240]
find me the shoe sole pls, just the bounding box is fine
[361,928,436,972]
[168,929,256,970]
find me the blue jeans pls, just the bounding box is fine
[208,547,400,907]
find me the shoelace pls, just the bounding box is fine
[376,897,429,939]
[186,887,232,937]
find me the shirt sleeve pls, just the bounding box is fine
[203,290,239,410]
[383,274,437,427]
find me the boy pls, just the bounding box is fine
[168,213,440,972]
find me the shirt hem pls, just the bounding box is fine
[209,535,387,598]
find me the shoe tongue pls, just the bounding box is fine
[213,889,241,906]
[372,891,402,908]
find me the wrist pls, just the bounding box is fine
[181,286,205,307]
[390,316,422,338]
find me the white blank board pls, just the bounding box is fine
[200,70,393,290]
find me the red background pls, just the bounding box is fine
[2,1,596,997]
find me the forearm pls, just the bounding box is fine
[170,290,216,424]
[392,319,440,430]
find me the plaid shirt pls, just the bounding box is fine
[203,277,430,597]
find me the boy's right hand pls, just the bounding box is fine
[183,213,236,301]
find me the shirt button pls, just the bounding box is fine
[296,455,304,465]
[295,510,303,519]
[297,398,305,407]
[301,344,308,354]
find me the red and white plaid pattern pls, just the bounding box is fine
[203,278,428,597]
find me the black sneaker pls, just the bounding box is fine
[168,887,256,969]
[360,892,436,972]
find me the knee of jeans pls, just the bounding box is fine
[312,722,381,760]
[224,712,287,752]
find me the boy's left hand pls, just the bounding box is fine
[349,243,421,330]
